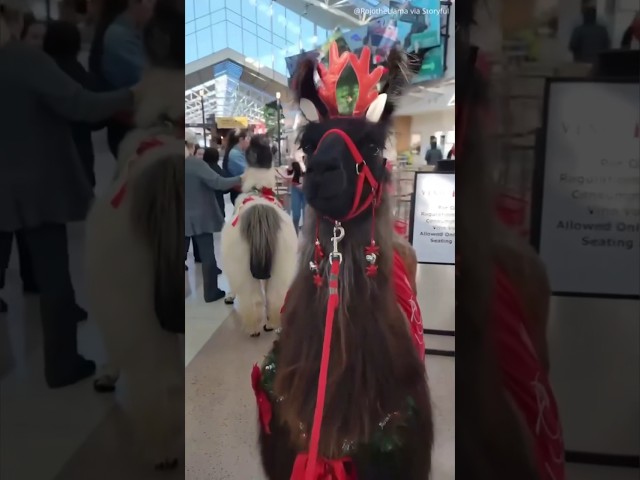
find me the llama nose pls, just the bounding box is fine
[310,133,348,174]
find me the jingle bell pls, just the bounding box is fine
[365,253,377,264]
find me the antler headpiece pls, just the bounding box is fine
[298,42,389,123]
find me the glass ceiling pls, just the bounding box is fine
[185,61,276,125]
[184,0,426,125]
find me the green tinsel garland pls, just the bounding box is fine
[259,344,417,456]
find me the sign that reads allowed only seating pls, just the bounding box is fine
[410,172,455,265]
[534,80,639,298]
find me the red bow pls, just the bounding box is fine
[290,454,357,480]
[261,187,276,197]
[231,190,282,226]
[110,138,166,208]
[251,365,273,434]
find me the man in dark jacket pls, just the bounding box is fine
[424,135,443,166]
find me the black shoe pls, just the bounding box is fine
[204,289,226,303]
[47,357,96,389]
[0,298,7,313]
[215,267,222,275]
[93,374,117,393]
[194,258,202,264]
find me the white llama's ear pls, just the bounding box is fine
[365,94,387,123]
[299,98,320,122]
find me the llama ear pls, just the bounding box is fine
[292,56,328,119]
[365,94,387,123]
[300,98,320,122]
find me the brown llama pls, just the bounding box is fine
[455,1,564,478]
[251,43,433,480]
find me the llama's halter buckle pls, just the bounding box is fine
[329,222,345,264]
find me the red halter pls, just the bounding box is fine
[314,128,382,222]
[300,130,383,480]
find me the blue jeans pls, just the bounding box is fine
[290,186,305,233]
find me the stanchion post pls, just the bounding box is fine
[276,91,282,167]
[200,89,207,147]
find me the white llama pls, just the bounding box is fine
[221,135,298,337]
[84,3,185,468]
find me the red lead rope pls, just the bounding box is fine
[303,258,341,480]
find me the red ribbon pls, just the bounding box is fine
[303,258,341,480]
[251,365,273,434]
[291,454,356,480]
[110,138,166,208]
[230,189,282,227]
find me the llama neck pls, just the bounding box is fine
[242,168,277,192]
[301,208,395,300]
[134,69,185,128]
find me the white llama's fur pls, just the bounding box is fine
[84,69,184,467]
[221,168,299,335]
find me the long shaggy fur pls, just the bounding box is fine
[455,6,542,477]
[85,130,185,468]
[240,204,282,280]
[221,161,298,336]
[84,1,185,469]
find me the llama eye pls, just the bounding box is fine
[302,144,315,154]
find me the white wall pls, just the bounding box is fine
[410,109,455,164]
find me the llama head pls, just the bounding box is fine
[293,42,423,222]
[242,134,277,191]
[246,134,273,170]
[134,0,184,128]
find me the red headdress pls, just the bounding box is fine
[294,42,392,480]
[315,42,386,117]
[297,42,388,122]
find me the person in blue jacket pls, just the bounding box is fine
[222,128,251,205]
[89,0,154,157]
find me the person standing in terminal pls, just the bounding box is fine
[620,11,640,49]
[447,143,455,159]
[569,3,611,63]
[44,20,105,188]
[424,134,443,166]
[222,128,250,205]
[202,147,229,223]
[0,0,137,388]
[185,131,243,303]
[89,0,154,157]
[286,159,305,234]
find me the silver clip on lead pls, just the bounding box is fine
[330,222,345,264]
